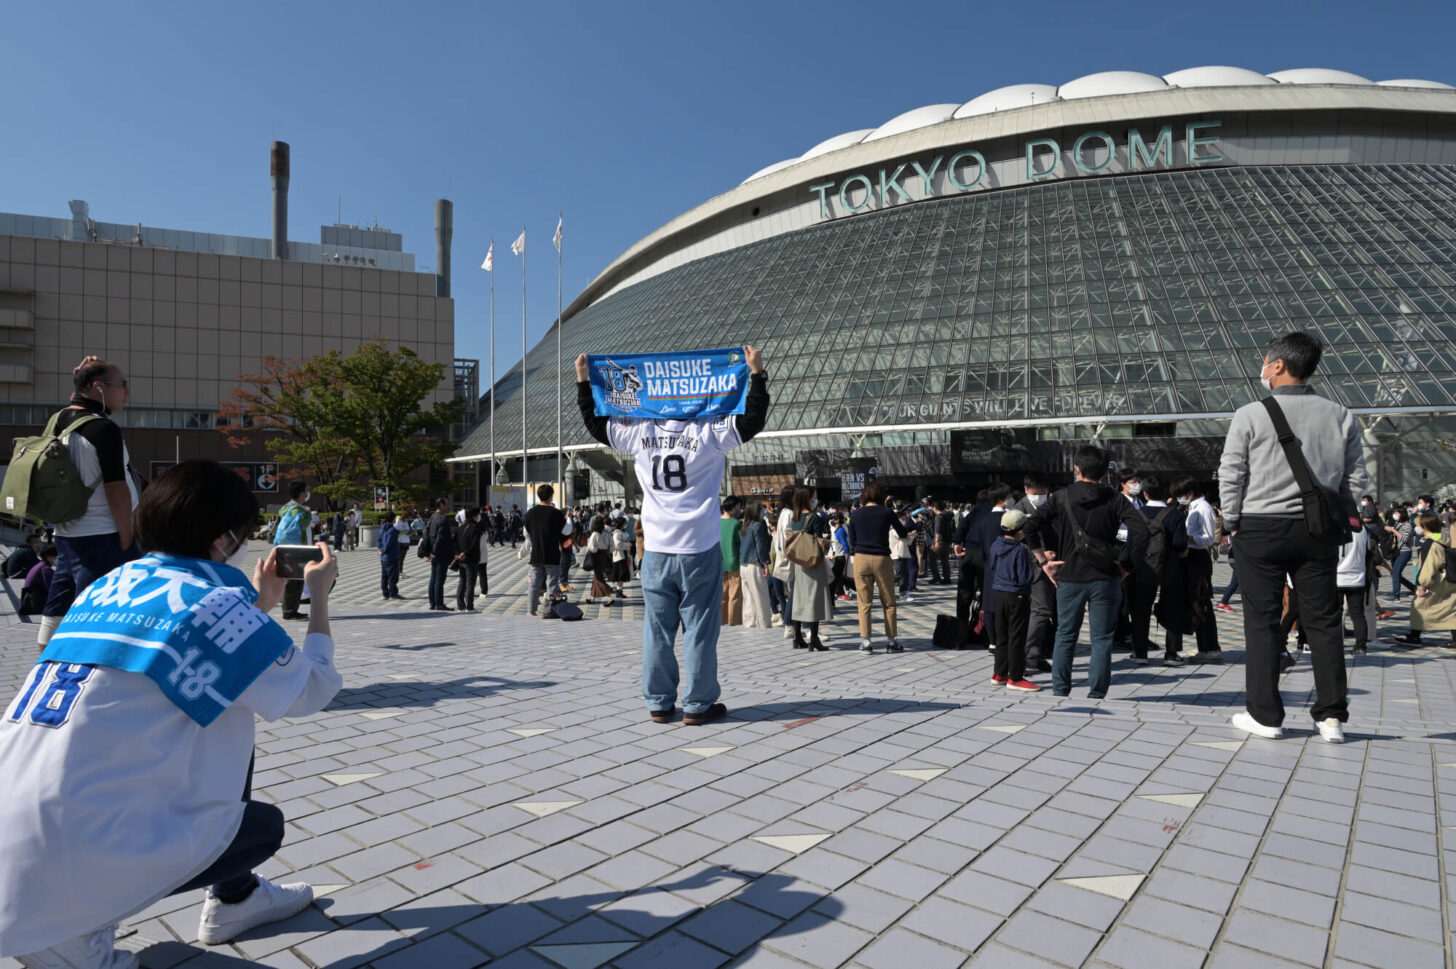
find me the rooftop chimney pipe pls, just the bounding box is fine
[435,198,453,298]
[271,141,290,260]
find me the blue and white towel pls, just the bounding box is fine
[39,554,294,726]
[588,347,750,420]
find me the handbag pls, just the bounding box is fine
[1260,397,1353,545]
[784,526,824,569]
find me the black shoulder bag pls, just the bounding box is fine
[1260,397,1352,546]
[1059,491,1120,574]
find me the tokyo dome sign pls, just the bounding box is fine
[810,119,1222,220]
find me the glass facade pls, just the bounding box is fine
[459,163,1456,458]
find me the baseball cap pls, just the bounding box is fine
[1000,509,1029,532]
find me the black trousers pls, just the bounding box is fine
[1167,548,1219,656]
[1237,517,1347,726]
[456,562,479,609]
[168,759,283,903]
[1026,571,1057,664]
[956,553,982,624]
[928,546,950,583]
[1340,586,1368,647]
[994,590,1030,681]
[282,578,304,616]
[1127,565,1162,659]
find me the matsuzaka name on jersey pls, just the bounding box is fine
[810,119,1223,220]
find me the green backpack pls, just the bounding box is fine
[1,411,104,525]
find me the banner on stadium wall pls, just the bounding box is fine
[588,347,750,420]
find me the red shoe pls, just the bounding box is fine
[1215,603,1235,613]
[1378,610,1395,620]
[1007,679,1041,692]
[991,674,1008,685]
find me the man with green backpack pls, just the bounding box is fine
[2,357,140,648]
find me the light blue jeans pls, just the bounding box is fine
[641,547,723,715]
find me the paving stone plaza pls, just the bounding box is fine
[2,544,1452,969]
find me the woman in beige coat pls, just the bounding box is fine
[1397,514,1456,646]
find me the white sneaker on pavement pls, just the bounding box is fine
[1231,711,1284,740]
[198,877,314,945]
[17,925,137,969]
[783,625,794,639]
[1317,718,1345,743]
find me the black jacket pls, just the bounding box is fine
[456,521,481,565]
[426,512,456,559]
[1028,482,1149,582]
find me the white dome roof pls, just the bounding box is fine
[863,104,961,142]
[1378,78,1456,90]
[954,83,1059,118]
[1164,66,1276,88]
[1058,70,1168,100]
[741,158,798,184]
[742,65,1454,182]
[800,129,874,161]
[1268,68,1373,85]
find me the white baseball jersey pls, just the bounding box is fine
[0,633,341,957]
[607,414,743,555]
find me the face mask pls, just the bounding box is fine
[222,530,249,570]
[1127,483,1142,495]
[1260,376,1273,392]
[1027,493,1048,508]
[1178,497,1192,506]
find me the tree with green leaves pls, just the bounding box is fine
[220,344,461,507]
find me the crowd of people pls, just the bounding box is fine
[3,333,1455,967]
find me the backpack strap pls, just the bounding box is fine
[46,410,104,441]
[1260,397,1320,500]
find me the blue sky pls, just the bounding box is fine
[4,0,1454,380]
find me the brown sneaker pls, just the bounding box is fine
[683,703,728,726]
[649,707,676,724]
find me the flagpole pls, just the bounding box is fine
[555,212,563,491]
[488,237,495,490]
[520,225,527,497]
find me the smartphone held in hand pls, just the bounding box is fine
[274,545,324,579]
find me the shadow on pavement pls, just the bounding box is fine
[136,869,841,968]
[326,674,557,710]
[733,697,961,722]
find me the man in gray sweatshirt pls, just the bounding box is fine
[1219,332,1367,744]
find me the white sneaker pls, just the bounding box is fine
[17,925,137,969]
[1231,711,1284,740]
[771,615,784,627]
[783,625,794,639]
[1317,718,1345,743]
[859,638,873,653]
[198,876,314,945]
[987,643,996,652]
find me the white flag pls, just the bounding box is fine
[553,215,563,253]
[511,230,525,256]
[481,242,493,272]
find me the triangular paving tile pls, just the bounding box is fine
[981,724,1026,734]
[1192,741,1244,751]
[310,883,348,896]
[359,710,405,720]
[680,746,735,758]
[889,769,948,782]
[513,800,583,818]
[533,942,637,969]
[507,728,557,738]
[1138,793,1203,808]
[386,674,414,681]
[896,667,918,673]
[322,773,382,786]
[752,834,831,854]
[1059,874,1145,900]
[1394,698,1420,704]
[1438,763,1456,769]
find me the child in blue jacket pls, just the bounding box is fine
[987,510,1038,691]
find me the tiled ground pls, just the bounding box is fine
[2,545,1454,969]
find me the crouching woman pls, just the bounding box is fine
[0,459,343,968]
